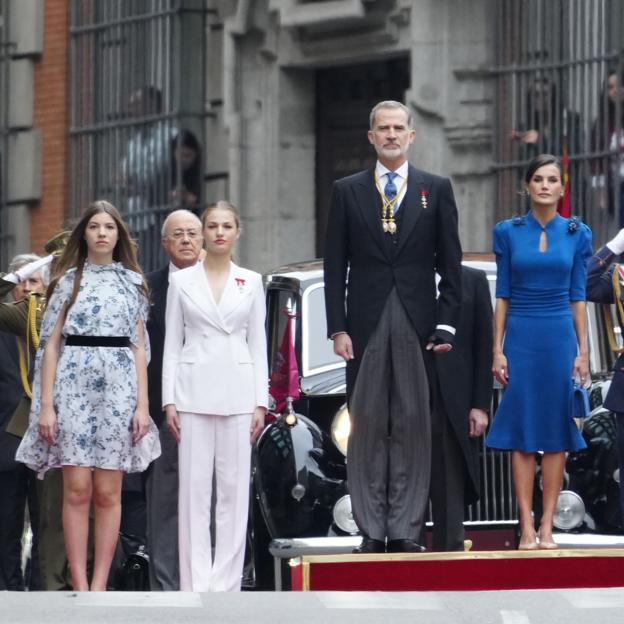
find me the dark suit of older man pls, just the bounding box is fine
[145,208,203,590]
[145,265,180,590]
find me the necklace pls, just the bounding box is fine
[375,174,408,234]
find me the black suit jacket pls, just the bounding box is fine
[434,266,493,504]
[147,265,169,428]
[0,332,22,472]
[324,164,463,396]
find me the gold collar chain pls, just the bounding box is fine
[375,174,408,234]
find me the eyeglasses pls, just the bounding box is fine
[169,229,201,240]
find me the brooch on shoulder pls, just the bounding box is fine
[567,216,581,234]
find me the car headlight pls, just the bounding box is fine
[332,495,358,534]
[553,490,585,530]
[331,404,351,456]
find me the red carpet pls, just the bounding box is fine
[290,549,624,591]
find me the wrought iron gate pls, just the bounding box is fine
[69,0,211,271]
[493,0,624,246]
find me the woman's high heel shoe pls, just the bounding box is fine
[518,533,538,550]
[537,530,559,550]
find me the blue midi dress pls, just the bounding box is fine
[485,212,592,452]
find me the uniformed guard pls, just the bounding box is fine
[587,228,624,528]
[0,232,78,590]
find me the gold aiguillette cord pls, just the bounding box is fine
[18,294,41,399]
[375,175,408,234]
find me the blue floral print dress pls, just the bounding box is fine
[16,261,161,476]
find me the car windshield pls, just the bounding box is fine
[301,283,343,376]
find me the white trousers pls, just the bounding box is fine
[178,412,251,592]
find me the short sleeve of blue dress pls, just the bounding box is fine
[569,224,592,301]
[493,221,511,298]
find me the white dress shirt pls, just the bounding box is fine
[375,160,409,208]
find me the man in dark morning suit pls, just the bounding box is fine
[145,209,203,590]
[586,227,624,526]
[430,265,493,551]
[324,100,463,553]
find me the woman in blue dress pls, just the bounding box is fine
[486,154,592,550]
[16,200,161,590]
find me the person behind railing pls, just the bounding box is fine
[486,154,592,550]
[590,68,624,226]
[170,130,202,216]
[15,201,161,591]
[162,200,268,592]
[509,76,581,159]
[585,225,624,527]
[120,86,175,267]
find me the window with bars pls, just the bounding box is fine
[69,0,210,271]
[493,0,624,246]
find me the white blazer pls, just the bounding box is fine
[161,262,269,415]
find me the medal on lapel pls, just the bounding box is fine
[421,189,428,210]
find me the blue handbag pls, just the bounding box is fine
[572,383,590,426]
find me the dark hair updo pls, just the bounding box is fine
[524,154,563,184]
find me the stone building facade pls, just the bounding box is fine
[1,0,622,272]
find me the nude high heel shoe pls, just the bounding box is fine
[518,532,538,550]
[537,530,559,550]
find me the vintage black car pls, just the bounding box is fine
[249,258,624,587]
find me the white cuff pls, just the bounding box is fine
[606,230,624,256]
[436,324,456,336]
[7,254,54,284]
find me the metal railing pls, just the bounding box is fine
[0,0,11,270]
[69,0,211,272]
[493,0,624,247]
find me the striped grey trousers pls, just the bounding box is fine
[347,287,431,542]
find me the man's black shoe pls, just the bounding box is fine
[352,536,385,554]
[386,539,426,553]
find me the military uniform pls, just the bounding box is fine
[0,279,45,588]
[0,268,83,590]
[0,277,74,589]
[586,243,624,527]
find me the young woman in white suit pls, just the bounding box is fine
[162,200,268,592]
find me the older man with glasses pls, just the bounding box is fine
[145,209,203,590]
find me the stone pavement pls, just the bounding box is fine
[1,587,624,624]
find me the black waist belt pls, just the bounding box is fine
[65,335,131,348]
